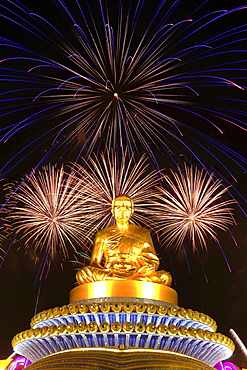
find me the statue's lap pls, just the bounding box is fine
[76,265,172,286]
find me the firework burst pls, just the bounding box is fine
[4,165,89,262]
[154,165,235,250]
[0,0,246,204]
[1,153,160,274]
[72,151,161,230]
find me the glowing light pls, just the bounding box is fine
[4,165,89,271]
[0,1,246,198]
[229,329,247,359]
[2,153,159,274]
[7,356,31,370]
[0,359,12,370]
[153,165,235,250]
[71,151,160,230]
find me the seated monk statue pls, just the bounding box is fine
[76,194,172,286]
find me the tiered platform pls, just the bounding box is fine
[11,281,234,369]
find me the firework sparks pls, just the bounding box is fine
[4,165,89,263]
[0,0,246,202]
[1,153,160,274]
[72,151,161,230]
[153,165,235,250]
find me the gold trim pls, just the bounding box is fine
[0,359,13,369]
[30,302,216,331]
[69,280,178,303]
[12,321,234,351]
[19,348,220,370]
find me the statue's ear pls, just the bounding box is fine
[111,198,116,215]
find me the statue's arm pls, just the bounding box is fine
[139,231,160,272]
[89,232,104,268]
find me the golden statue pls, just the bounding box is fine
[76,194,172,286]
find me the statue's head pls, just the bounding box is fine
[112,194,134,222]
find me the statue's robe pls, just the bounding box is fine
[76,224,172,286]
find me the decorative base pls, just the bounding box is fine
[12,283,234,368]
[70,280,178,305]
[14,297,234,366]
[24,348,216,370]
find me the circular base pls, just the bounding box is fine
[70,280,178,305]
[26,348,215,370]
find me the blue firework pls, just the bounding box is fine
[0,0,246,206]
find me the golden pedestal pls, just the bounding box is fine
[12,280,234,368]
[69,280,178,305]
[24,348,216,370]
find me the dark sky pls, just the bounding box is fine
[0,0,247,362]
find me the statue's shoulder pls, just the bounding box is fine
[129,223,151,235]
[95,225,116,238]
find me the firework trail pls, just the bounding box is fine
[2,156,236,272]
[1,163,93,278]
[0,0,246,205]
[3,165,89,260]
[1,153,160,274]
[0,0,246,351]
[154,165,235,250]
[72,151,161,229]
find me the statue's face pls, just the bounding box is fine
[112,199,133,222]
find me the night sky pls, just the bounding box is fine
[0,0,247,363]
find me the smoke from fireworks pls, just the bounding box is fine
[154,165,235,250]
